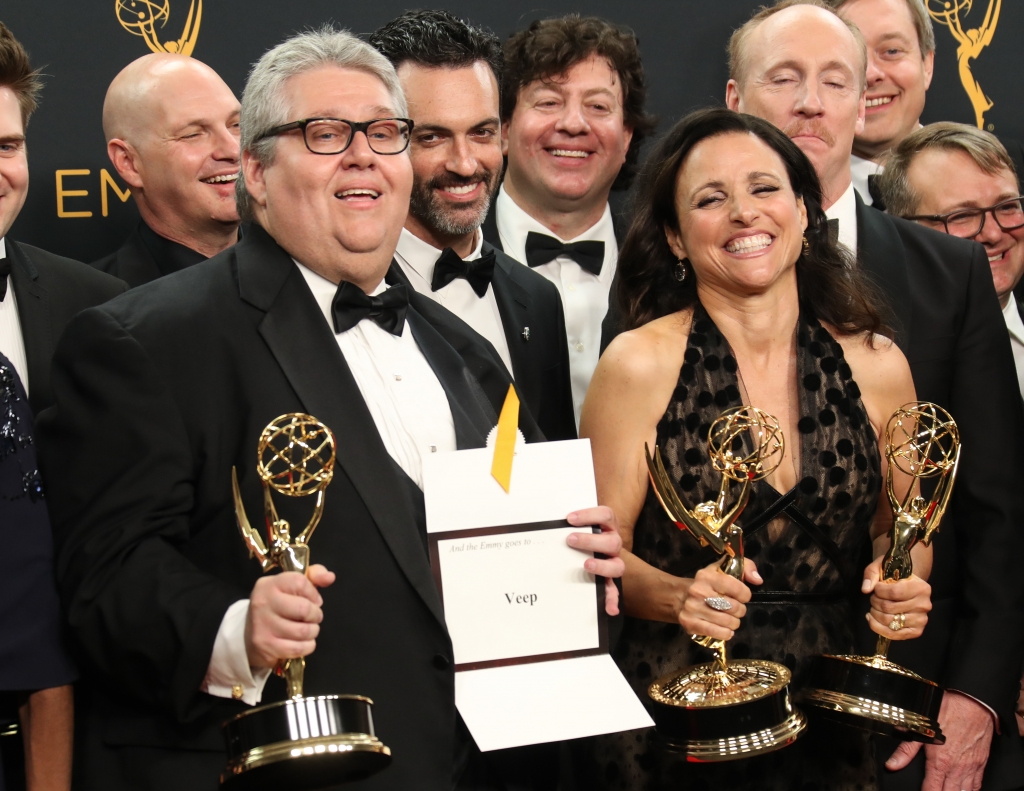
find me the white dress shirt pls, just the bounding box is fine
[203,261,458,705]
[1003,296,1024,399]
[824,182,860,257]
[850,154,885,207]
[494,185,617,426]
[394,227,513,375]
[0,237,30,394]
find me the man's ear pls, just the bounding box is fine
[725,80,742,112]
[664,223,688,261]
[922,49,935,91]
[242,149,268,210]
[107,139,144,190]
[501,119,510,157]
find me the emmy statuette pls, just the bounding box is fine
[645,406,807,762]
[799,402,960,743]
[220,414,391,790]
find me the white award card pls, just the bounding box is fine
[436,526,599,665]
[422,439,654,751]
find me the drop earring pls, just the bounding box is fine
[675,258,689,282]
[802,235,810,255]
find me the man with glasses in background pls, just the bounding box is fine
[878,122,1024,397]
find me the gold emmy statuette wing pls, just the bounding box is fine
[115,0,202,56]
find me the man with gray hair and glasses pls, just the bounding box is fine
[36,27,624,791]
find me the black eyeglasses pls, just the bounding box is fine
[257,117,414,155]
[904,197,1024,238]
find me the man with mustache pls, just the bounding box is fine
[94,54,241,287]
[726,3,1024,790]
[370,10,576,442]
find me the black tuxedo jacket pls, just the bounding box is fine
[388,241,576,441]
[481,204,623,353]
[6,239,127,414]
[36,225,540,791]
[855,198,1024,789]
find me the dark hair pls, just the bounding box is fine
[368,10,503,88]
[0,22,42,126]
[501,15,656,191]
[618,107,891,338]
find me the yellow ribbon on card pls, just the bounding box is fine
[491,385,520,492]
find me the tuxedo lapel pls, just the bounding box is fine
[406,307,493,450]
[488,250,541,410]
[480,204,503,251]
[855,195,913,350]
[7,240,53,414]
[238,229,446,627]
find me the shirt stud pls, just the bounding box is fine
[394,374,402,381]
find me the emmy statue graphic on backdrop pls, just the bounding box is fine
[644,405,808,761]
[115,0,202,56]
[220,414,391,791]
[928,0,1002,129]
[800,402,960,743]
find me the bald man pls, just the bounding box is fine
[94,54,240,287]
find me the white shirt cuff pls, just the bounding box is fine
[201,599,272,706]
[947,688,1002,735]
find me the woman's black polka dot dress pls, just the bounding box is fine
[590,305,882,791]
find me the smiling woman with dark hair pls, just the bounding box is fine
[579,107,929,790]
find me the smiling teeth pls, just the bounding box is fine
[202,173,238,183]
[551,149,588,158]
[443,183,478,195]
[726,234,772,253]
[866,97,893,108]
[339,189,379,198]
[989,253,1005,262]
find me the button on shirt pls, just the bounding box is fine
[0,237,29,394]
[394,228,513,376]
[824,182,860,257]
[1003,296,1024,398]
[495,184,617,425]
[202,260,457,705]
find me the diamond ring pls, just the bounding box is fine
[705,596,733,612]
[889,613,906,632]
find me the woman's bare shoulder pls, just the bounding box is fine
[828,328,916,426]
[601,310,693,380]
[582,309,693,430]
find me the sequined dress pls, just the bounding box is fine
[591,306,882,791]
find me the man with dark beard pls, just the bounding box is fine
[370,10,576,441]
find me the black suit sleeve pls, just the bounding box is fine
[36,307,241,724]
[941,243,1024,719]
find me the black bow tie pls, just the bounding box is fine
[827,218,840,246]
[867,174,886,211]
[0,257,9,301]
[431,248,496,298]
[331,281,409,336]
[524,232,605,276]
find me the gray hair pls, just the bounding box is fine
[236,25,407,220]
[828,0,936,55]
[878,121,1017,217]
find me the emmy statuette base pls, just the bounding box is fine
[799,655,945,744]
[220,695,391,790]
[648,659,807,762]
